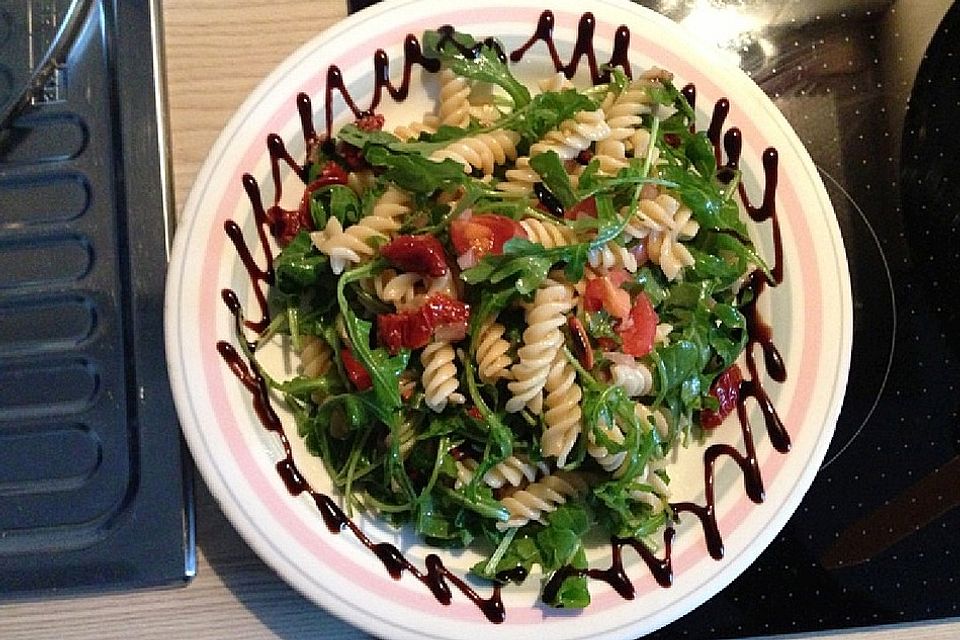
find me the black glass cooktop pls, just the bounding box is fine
[630,1,960,638]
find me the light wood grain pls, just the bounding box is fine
[162,0,345,221]
[1,1,956,638]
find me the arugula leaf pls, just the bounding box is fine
[538,504,593,608]
[364,145,468,193]
[275,372,344,401]
[695,231,772,282]
[589,192,628,248]
[537,503,592,570]
[658,164,749,235]
[568,349,658,483]
[684,131,717,179]
[542,546,590,608]
[273,231,330,294]
[336,123,400,149]
[646,79,695,124]
[593,479,671,539]
[471,532,540,581]
[462,234,592,296]
[462,357,514,498]
[422,28,531,108]
[529,151,578,209]
[651,339,702,407]
[468,284,519,353]
[513,89,596,141]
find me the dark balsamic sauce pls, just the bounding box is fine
[533,182,565,217]
[511,11,632,83]
[218,10,788,622]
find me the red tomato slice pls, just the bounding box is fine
[450,214,526,259]
[617,292,658,357]
[564,196,598,221]
[583,269,631,319]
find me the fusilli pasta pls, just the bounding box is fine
[498,471,589,529]
[421,340,464,412]
[429,129,521,175]
[519,218,577,249]
[473,319,514,383]
[506,280,575,414]
[456,454,545,490]
[623,194,699,281]
[541,351,584,467]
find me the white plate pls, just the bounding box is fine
[164,0,852,638]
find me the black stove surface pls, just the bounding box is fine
[634,1,960,638]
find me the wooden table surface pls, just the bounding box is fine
[0,1,956,638]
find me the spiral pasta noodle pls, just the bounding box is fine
[529,108,610,160]
[593,82,649,173]
[437,67,473,128]
[312,216,391,275]
[518,218,577,249]
[587,402,669,478]
[473,319,514,383]
[393,114,439,141]
[506,280,575,414]
[609,359,654,397]
[498,471,589,529]
[627,457,671,514]
[497,156,540,196]
[455,454,545,490]
[420,340,464,413]
[587,420,628,475]
[298,335,333,379]
[367,268,425,310]
[387,419,418,457]
[429,129,521,176]
[538,71,575,92]
[541,351,584,467]
[311,186,412,274]
[587,242,638,273]
[372,185,415,224]
[623,194,699,281]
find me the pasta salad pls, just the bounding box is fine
[249,28,768,608]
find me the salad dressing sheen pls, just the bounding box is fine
[217,10,787,623]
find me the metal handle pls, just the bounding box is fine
[0,0,94,132]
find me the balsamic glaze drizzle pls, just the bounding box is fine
[511,11,632,83]
[218,10,788,622]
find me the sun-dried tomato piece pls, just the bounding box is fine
[355,112,385,132]
[376,294,469,354]
[341,347,372,391]
[700,364,743,429]
[567,315,594,371]
[267,205,313,248]
[380,235,449,277]
[420,294,470,338]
